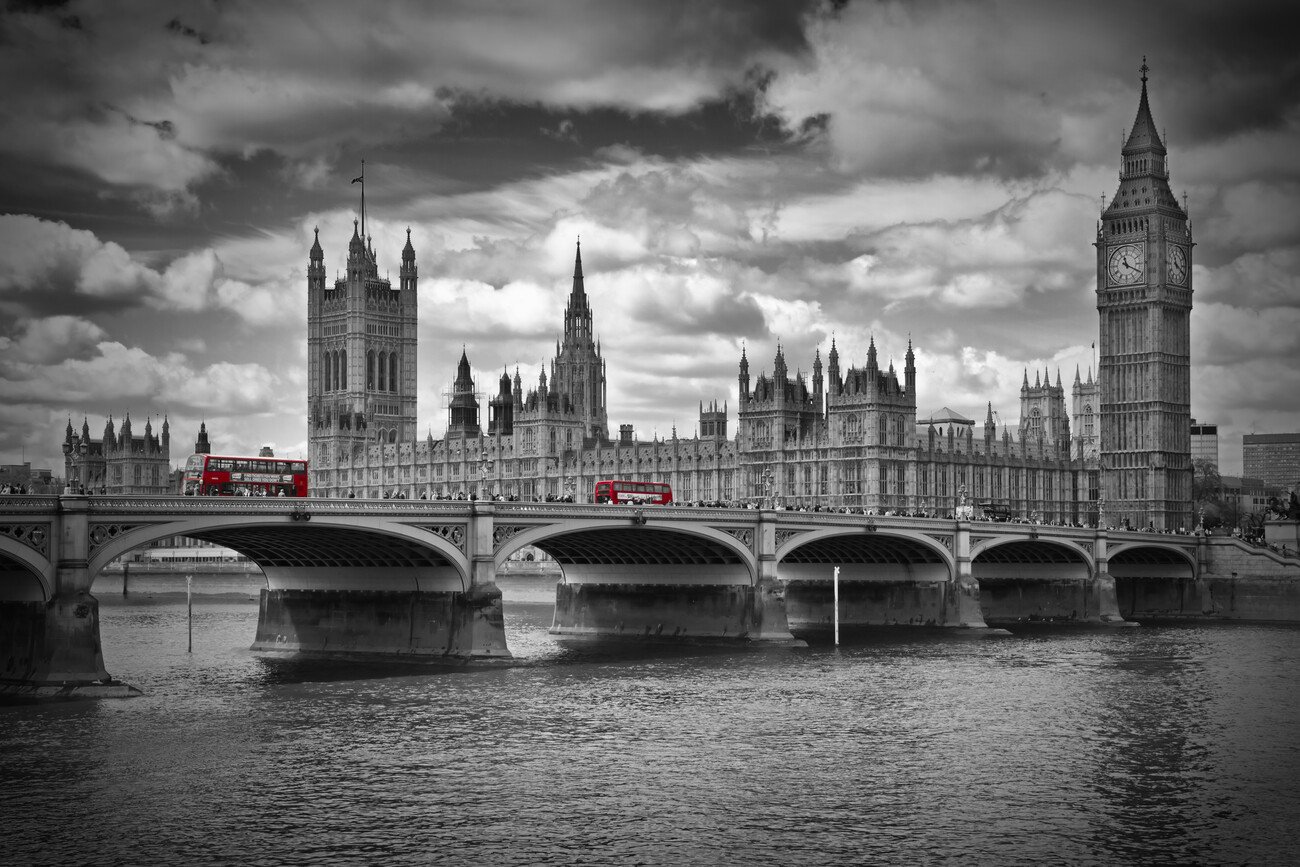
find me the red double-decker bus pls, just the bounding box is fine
[181,454,309,497]
[593,479,673,505]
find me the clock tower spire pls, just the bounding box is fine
[1095,58,1193,530]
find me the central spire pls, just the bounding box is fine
[572,238,586,300]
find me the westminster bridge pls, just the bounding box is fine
[2,494,1299,692]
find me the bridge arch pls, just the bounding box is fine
[1106,542,1196,578]
[970,537,1096,574]
[777,528,955,581]
[1107,542,1198,620]
[87,515,470,593]
[971,537,1095,624]
[493,519,757,585]
[0,537,51,602]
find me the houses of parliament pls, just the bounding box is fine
[303,65,1193,530]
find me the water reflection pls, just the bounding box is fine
[2,578,1299,866]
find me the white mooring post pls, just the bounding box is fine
[833,566,840,646]
[187,574,193,653]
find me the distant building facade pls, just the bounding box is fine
[62,415,171,495]
[1190,419,1219,466]
[305,67,1191,528]
[1243,433,1300,490]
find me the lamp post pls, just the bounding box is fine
[762,467,775,509]
[957,483,968,520]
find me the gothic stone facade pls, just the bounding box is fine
[62,414,171,495]
[307,70,1188,528]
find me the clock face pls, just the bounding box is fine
[1107,244,1144,286]
[1167,245,1188,285]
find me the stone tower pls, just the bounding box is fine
[307,216,419,479]
[1018,367,1071,458]
[1096,60,1193,530]
[553,241,609,443]
[446,349,481,439]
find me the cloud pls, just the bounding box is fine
[0,215,297,326]
[0,0,815,205]
[0,316,107,366]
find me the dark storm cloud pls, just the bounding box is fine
[4,0,1298,474]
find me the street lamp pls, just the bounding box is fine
[762,467,775,509]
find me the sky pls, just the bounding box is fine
[2,0,1298,478]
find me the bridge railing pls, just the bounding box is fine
[0,496,60,513]
[73,495,472,518]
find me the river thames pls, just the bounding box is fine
[3,573,1299,866]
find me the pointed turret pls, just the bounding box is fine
[828,335,842,396]
[195,421,211,455]
[348,219,365,259]
[310,226,323,261]
[867,336,878,371]
[813,347,824,406]
[904,337,916,396]
[738,344,750,401]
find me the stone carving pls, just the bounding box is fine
[720,527,753,548]
[775,529,806,550]
[492,525,529,550]
[0,523,49,557]
[89,523,140,551]
[1078,542,1094,558]
[925,533,954,552]
[970,535,994,547]
[424,524,466,551]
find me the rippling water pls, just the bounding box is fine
[4,574,1299,866]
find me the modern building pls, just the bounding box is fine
[1190,419,1219,466]
[306,65,1189,527]
[1217,476,1282,516]
[1096,60,1194,530]
[1243,433,1300,490]
[0,462,57,493]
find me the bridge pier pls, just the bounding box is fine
[547,510,799,644]
[1,496,140,699]
[250,502,509,660]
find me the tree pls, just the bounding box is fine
[1192,459,1240,530]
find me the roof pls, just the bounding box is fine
[920,406,975,425]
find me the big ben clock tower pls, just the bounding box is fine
[1096,60,1193,530]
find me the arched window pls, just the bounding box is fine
[389,429,397,444]
[1084,405,1094,440]
[377,351,387,392]
[1029,407,1043,438]
[389,354,398,393]
[878,415,888,445]
[367,350,376,389]
[340,349,347,389]
[322,351,330,393]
